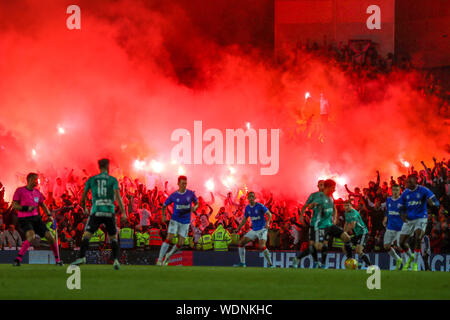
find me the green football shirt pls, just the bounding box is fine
[85,172,119,214]
[304,191,322,227]
[315,192,334,229]
[345,208,369,236]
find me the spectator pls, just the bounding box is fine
[4,224,22,249]
[138,203,152,231]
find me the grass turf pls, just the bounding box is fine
[0,264,449,300]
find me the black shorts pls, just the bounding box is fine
[315,225,344,243]
[351,233,368,247]
[85,212,117,236]
[18,215,49,238]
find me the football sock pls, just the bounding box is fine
[414,249,421,264]
[50,243,61,263]
[158,240,171,261]
[238,246,246,264]
[111,239,119,260]
[405,248,413,258]
[79,237,90,258]
[360,253,371,266]
[16,240,31,261]
[344,243,353,259]
[400,250,407,264]
[321,245,328,265]
[262,247,272,266]
[388,247,401,261]
[166,243,182,259]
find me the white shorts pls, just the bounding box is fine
[400,218,427,236]
[168,220,190,238]
[244,228,268,241]
[383,229,401,246]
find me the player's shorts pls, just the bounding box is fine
[351,233,369,247]
[18,215,49,238]
[383,229,401,246]
[400,218,427,236]
[421,235,431,256]
[85,212,117,236]
[244,228,268,241]
[316,225,344,243]
[309,227,316,242]
[168,220,190,238]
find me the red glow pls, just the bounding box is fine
[0,1,448,203]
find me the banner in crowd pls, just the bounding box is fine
[2,250,449,271]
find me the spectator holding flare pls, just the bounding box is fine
[157,175,198,266]
[12,173,63,266]
[233,191,274,268]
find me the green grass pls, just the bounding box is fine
[0,264,449,300]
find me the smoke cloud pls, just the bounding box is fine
[0,0,448,202]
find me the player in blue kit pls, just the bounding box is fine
[382,184,404,270]
[398,175,439,271]
[156,175,199,266]
[234,191,274,268]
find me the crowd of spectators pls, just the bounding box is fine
[0,157,449,254]
[277,37,449,116]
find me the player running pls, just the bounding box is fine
[72,159,127,270]
[157,175,199,266]
[398,174,439,271]
[233,191,274,268]
[12,173,63,266]
[382,184,403,270]
[343,201,372,269]
[292,180,324,268]
[312,179,354,269]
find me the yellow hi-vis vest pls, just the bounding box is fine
[200,234,213,250]
[171,235,179,245]
[136,232,149,247]
[212,226,232,251]
[119,228,134,241]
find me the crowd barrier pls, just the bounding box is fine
[1,249,449,271]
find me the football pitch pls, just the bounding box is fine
[0,264,449,300]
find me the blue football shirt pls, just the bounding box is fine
[385,197,404,231]
[398,185,438,220]
[244,202,269,231]
[164,189,198,224]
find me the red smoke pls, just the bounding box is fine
[0,0,448,202]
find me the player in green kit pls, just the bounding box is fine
[344,200,372,269]
[314,179,353,269]
[292,180,324,268]
[72,159,127,270]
